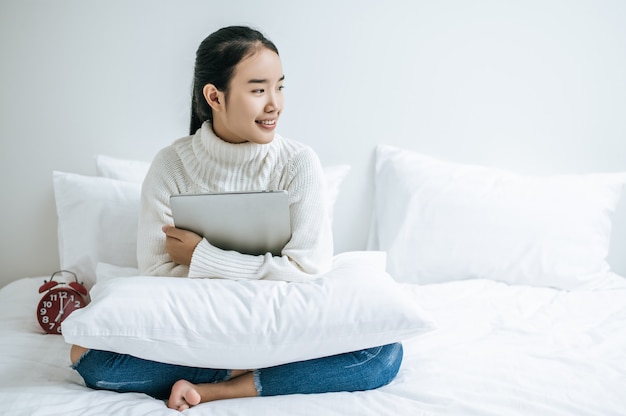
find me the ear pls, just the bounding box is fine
[203,84,224,113]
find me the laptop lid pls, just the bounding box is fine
[170,190,291,256]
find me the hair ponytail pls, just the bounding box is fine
[189,26,279,135]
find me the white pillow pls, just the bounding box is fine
[62,251,433,369]
[53,171,141,287]
[371,145,626,289]
[95,154,350,221]
[321,164,351,221]
[95,262,140,284]
[95,154,150,183]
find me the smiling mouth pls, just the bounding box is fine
[255,120,276,125]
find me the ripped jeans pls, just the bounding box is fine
[72,343,403,400]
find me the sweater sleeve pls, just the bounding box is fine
[188,147,333,282]
[137,148,190,277]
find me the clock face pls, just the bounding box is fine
[37,288,87,334]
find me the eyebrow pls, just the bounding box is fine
[248,75,285,84]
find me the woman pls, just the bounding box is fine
[70,26,402,411]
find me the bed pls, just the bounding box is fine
[2,145,626,416]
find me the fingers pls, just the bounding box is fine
[162,224,179,238]
[162,224,192,242]
[163,225,202,243]
[162,225,202,266]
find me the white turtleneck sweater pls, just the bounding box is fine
[137,122,333,282]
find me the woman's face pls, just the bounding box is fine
[210,47,284,144]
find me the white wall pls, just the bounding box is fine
[1,0,625,287]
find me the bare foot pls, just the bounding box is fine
[167,373,257,410]
[168,380,202,411]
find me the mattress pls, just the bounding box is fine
[2,274,625,416]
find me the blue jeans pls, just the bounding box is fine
[72,343,403,400]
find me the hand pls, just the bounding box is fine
[162,225,203,266]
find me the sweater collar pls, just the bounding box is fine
[195,121,276,164]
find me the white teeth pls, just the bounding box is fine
[257,120,276,125]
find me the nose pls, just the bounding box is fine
[264,91,281,114]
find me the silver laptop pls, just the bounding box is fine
[170,191,291,256]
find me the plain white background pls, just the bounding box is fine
[1,0,625,287]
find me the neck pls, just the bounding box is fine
[211,117,247,144]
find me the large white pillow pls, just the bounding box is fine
[95,154,150,183]
[95,154,350,222]
[53,171,141,287]
[62,251,433,369]
[370,145,626,289]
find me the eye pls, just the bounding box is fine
[252,89,265,94]
[278,85,285,91]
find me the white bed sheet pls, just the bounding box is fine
[2,275,626,416]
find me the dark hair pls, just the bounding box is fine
[189,26,279,134]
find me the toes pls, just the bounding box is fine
[184,387,202,406]
[167,398,190,411]
[168,379,202,410]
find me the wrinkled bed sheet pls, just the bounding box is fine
[2,275,625,416]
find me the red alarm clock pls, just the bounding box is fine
[37,270,89,335]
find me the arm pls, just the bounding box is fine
[137,148,191,277]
